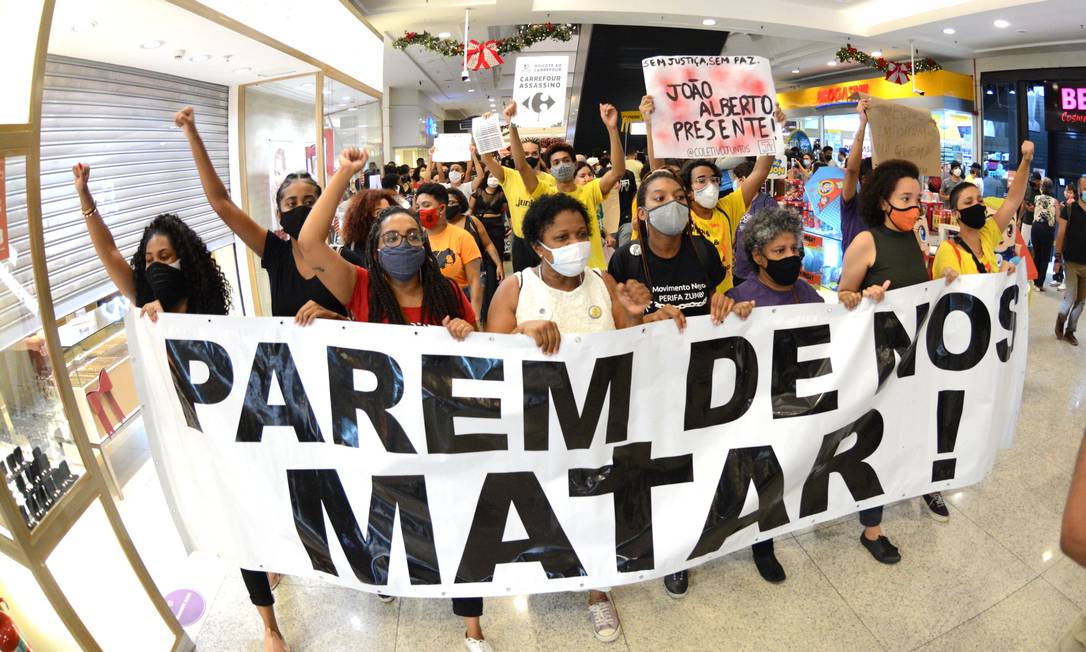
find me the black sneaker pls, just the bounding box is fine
[663,571,688,599]
[752,551,786,583]
[922,492,950,522]
[860,533,901,564]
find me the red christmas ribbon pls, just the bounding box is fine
[466,39,504,70]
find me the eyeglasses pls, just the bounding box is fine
[380,230,425,248]
[693,175,722,186]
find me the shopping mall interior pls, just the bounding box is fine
[2,1,1086,650]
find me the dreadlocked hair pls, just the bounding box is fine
[132,213,232,315]
[363,207,465,325]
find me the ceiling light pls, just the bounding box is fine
[141,40,164,49]
[438,31,452,38]
[1009,89,1016,94]
[189,54,211,63]
[943,27,956,35]
[233,66,252,74]
[468,88,476,93]
[791,68,800,74]
[71,21,97,32]
[986,88,994,95]
[702,18,717,26]
[870,50,882,57]
[827,60,838,67]
[994,19,1010,28]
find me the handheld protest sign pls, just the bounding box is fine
[513,56,568,130]
[471,114,505,154]
[433,133,472,163]
[642,55,785,159]
[855,92,940,176]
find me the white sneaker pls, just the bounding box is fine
[1050,279,1060,287]
[464,636,493,652]
[1060,282,1067,291]
[588,598,622,643]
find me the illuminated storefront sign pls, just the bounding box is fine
[815,83,869,105]
[1047,83,1086,131]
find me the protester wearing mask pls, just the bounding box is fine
[730,159,781,286]
[175,106,347,323]
[469,172,509,267]
[933,143,1032,282]
[487,192,680,645]
[836,99,873,253]
[1055,176,1086,345]
[446,187,504,321]
[414,183,484,320]
[940,161,964,206]
[340,189,397,266]
[1020,171,1043,248]
[514,101,627,271]
[1032,178,1060,291]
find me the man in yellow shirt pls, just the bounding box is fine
[517,102,627,270]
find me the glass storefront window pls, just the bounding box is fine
[1025,82,1050,175]
[322,76,382,179]
[982,82,1019,169]
[823,113,860,152]
[0,155,85,531]
[934,109,975,165]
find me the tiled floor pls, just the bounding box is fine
[126,285,1086,651]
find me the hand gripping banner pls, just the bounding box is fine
[128,272,1028,598]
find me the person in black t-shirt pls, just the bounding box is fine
[176,106,348,322]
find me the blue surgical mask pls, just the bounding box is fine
[379,243,427,281]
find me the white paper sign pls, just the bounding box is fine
[471,114,505,154]
[432,133,472,163]
[642,55,785,159]
[513,56,568,129]
[129,272,1028,598]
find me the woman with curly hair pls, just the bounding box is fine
[72,163,232,319]
[340,188,397,266]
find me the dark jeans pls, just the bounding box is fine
[512,235,540,272]
[752,538,773,556]
[1032,222,1056,288]
[480,256,499,321]
[859,506,883,528]
[241,568,273,607]
[452,597,483,617]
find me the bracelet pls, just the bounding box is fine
[81,203,98,217]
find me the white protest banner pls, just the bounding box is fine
[432,133,472,163]
[471,114,505,154]
[643,55,785,159]
[513,56,568,129]
[129,272,1028,598]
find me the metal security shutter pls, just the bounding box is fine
[33,55,232,324]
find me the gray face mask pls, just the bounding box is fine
[648,200,689,236]
[552,161,576,182]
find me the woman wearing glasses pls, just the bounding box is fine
[176,107,347,324]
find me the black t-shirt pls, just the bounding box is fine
[617,171,637,225]
[261,231,348,317]
[1063,201,1086,265]
[607,235,726,316]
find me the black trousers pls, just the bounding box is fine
[512,235,540,273]
[859,506,883,528]
[1032,222,1056,289]
[752,539,773,556]
[241,568,273,607]
[452,597,483,618]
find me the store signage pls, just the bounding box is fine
[1047,83,1086,132]
[816,83,869,106]
[129,272,1028,597]
[512,56,568,129]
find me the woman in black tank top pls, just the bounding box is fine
[447,187,505,320]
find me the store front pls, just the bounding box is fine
[980,66,1086,195]
[777,70,976,164]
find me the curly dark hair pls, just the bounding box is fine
[342,189,397,249]
[132,214,232,315]
[679,159,719,190]
[363,207,467,325]
[522,193,589,246]
[415,182,448,206]
[544,142,576,167]
[858,159,920,227]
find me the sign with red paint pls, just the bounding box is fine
[1045,82,1086,132]
[642,55,785,159]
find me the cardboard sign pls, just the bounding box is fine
[471,114,505,154]
[857,92,940,176]
[0,158,7,261]
[433,133,472,163]
[642,55,784,159]
[513,56,568,129]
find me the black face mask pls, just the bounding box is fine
[525,156,540,169]
[764,254,803,286]
[446,203,463,219]
[145,261,187,309]
[279,205,312,240]
[958,203,988,229]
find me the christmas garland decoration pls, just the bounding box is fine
[393,22,575,59]
[835,45,942,83]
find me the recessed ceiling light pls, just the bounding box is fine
[71,21,97,32]
[141,40,164,49]
[870,50,882,57]
[986,88,994,95]
[438,32,452,38]
[1009,89,1016,94]
[702,18,717,26]
[233,66,252,74]
[468,88,476,93]
[827,60,838,66]
[994,19,1010,28]
[189,54,211,63]
[943,27,956,35]
[791,68,800,74]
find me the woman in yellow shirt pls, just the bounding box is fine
[932,141,1034,280]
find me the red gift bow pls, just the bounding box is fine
[466,39,504,70]
[884,61,911,85]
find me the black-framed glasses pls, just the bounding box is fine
[380,230,425,247]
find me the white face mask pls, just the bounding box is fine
[694,183,719,209]
[648,200,690,236]
[539,241,590,277]
[448,170,463,184]
[487,176,500,188]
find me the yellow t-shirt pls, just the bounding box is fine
[626,159,644,187]
[428,223,481,289]
[932,218,1002,277]
[690,191,749,292]
[499,166,555,238]
[537,178,607,270]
